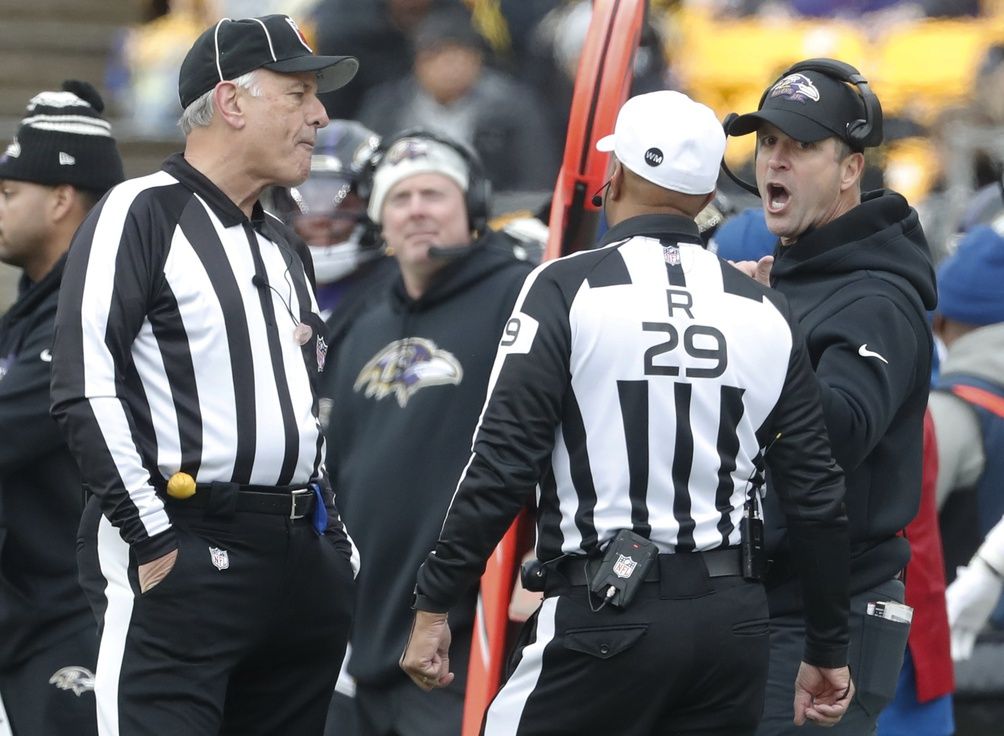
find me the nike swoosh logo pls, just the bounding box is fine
[857,344,888,364]
[40,349,52,363]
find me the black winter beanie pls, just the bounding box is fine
[0,80,125,195]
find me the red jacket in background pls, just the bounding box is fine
[902,409,954,701]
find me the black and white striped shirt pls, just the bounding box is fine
[417,215,848,643]
[51,154,343,563]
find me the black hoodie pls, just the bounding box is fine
[763,190,938,615]
[326,236,533,685]
[0,254,92,666]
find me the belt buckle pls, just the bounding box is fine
[290,488,311,520]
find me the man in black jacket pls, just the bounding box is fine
[0,80,124,736]
[325,130,533,736]
[727,59,938,734]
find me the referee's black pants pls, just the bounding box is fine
[482,560,769,735]
[77,493,355,736]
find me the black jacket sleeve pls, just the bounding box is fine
[766,315,850,668]
[0,314,64,471]
[810,294,923,472]
[0,305,64,469]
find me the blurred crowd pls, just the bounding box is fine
[106,0,1004,257]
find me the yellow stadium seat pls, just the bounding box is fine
[872,20,1002,120]
[675,18,800,98]
[673,14,872,121]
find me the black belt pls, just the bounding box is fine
[554,546,743,587]
[163,481,315,520]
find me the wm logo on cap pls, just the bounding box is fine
[59,152,75,165]
[644,148,664,167]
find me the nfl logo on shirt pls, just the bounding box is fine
[613,554,637,579]
[209,547,230,571]
[663,246,681,266]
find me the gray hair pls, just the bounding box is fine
[178,70,262,135]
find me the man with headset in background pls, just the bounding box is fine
[402,90,854,735]
[726,58,938,734]
[324,129,533,735]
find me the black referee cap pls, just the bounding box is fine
[178,15,359,109]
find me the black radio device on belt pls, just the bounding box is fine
[520,559,548,592]
[740,491,766,582]
[741,435,779,582]
[588,529,658,609]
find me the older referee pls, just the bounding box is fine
[51,15,358,736]
[401,91,854,734]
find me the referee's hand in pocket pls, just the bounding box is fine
[792,662,854,727]
[139,548,178,593]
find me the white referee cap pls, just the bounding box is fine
[596,91,725,196]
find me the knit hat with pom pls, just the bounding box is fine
[0,80,124,194]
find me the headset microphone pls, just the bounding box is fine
[720,114,761,197]
[427,243,477,260]
[591,179,612,208]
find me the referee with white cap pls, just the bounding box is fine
[51,15,360,736]
[401,91,854,734]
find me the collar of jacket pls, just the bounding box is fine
[776,189,910,265]
[162,153,270,232]
[598,214,704,248]
[10,252,67,316]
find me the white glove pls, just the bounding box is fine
[946,556,1003,661]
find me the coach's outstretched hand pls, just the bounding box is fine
[730,255,774,286]
[401,611,455,691]
[793,662,854,727]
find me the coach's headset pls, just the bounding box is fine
[356,127,492,239]
[720,58,883,197]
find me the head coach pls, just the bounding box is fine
[725,59,938,735]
